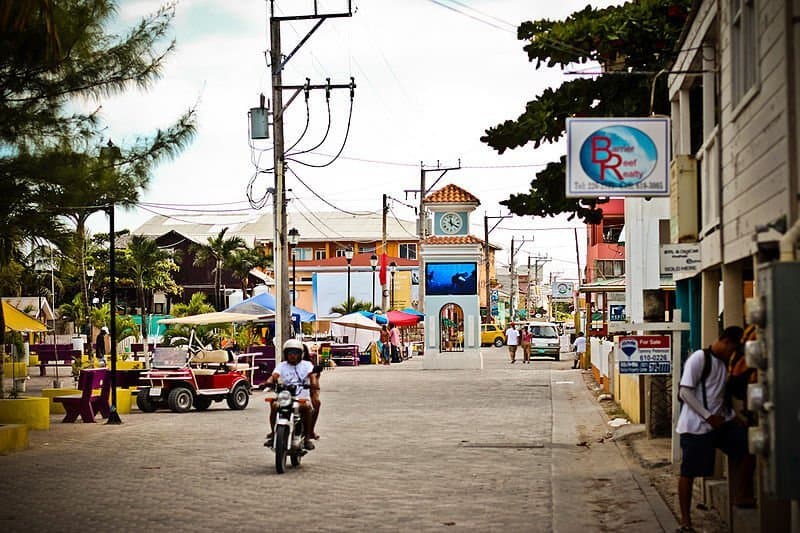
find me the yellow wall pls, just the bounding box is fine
[612,365,642,424]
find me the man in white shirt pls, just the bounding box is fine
[505,323,520,363]
[571,332,586,369]
[675,326,749,532]
[264,339,318,450]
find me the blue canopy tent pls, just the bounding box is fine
[225,292,316,321]
[358,310,387,325]
[401,307,425,318]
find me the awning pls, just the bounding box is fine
[386,310,423,327]
[358,310,388,325]
[3,301,48,332]
[158,311,273,326]
[225,292,316,322]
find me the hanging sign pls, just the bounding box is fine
[566,117,670,197]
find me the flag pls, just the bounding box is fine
[379,252,388,286]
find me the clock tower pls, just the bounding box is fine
[420,184,484,369]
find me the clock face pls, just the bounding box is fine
[440,212,463,234]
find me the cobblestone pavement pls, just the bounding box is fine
[0,348,676,532]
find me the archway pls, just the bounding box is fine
[439,303,464,352]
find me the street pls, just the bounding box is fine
[0,347,676,532]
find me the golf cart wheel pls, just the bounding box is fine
[291,452,301,467]
[194,396,213,411]
[275,425,289,474]
[554,353,560,361]
[136,389,158,412]
[226,383,249,410]
[167,386,193,413]
[493,337,504,347]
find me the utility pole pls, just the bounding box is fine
[406,160,461,313]
[573,227,582,335]
[268,1,354,359]
[483,214,510,323]
[509,235,532,322]
[381,193,388,312]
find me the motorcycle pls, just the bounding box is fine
[265,381,311,474]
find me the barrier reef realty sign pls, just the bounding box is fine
[618,335,671,375]
[566,117,670,197]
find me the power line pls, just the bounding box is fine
[425,0,514,33]
[287,166,377,217]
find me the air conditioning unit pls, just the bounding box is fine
[670,155,698,243]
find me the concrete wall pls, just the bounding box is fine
[624,198,670,323]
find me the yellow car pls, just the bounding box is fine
[480,323,506,347]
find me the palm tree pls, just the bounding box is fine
[125,235,179,347]
[227,246,272,299]
[330,297,375,315]
[191,228,245,310]
[58,294,86,334]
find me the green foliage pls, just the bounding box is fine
[481,0,691,223]
[227,246,272,298]
[161,293,227,349]
[191,228,246,310]
[0,1,196,347]
[58,293,86,333]
[330,297,375,315]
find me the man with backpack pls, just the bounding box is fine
[675,326,754,532]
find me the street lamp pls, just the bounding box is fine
[345,248,354,311]
[369,254,378,311]
[86,265,95,358]
[288,227,300,306]
[389,261,397,310]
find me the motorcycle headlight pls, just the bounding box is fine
[277,390,292,407]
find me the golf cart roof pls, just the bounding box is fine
[158,311,274,326]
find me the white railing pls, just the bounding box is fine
[590,337,614,378]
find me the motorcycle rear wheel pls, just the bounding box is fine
[274,425,289,474]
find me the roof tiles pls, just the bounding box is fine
[424,184,480,205]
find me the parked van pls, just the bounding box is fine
[522,322,561,360]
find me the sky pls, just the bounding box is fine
[81,0,623,283]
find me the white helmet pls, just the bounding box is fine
[282,338,304,356]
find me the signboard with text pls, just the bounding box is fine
[660,243,701,275]
[551,281,574,300]
[566,117,670,197]
[618,335,671,375]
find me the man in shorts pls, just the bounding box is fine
[505,323,519,363]
[675,326,749,532]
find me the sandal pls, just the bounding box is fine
[675,526,696,533]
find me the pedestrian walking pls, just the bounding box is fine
[520,325,532,363]
[379,325,391,365]
[675,326,754,532]
[505,323,519,363]
[389,324,401,363]
[571,332,586,369]
[95,326,108,367]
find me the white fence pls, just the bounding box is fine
[590,337,614,379]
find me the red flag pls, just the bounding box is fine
[379,252,388,286]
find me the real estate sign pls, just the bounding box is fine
[566,117,670,197]
[618,335,671,375]
[660,243,701,275]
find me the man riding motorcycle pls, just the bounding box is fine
[264,339,318,450]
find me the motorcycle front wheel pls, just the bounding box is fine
[274,425,289,474]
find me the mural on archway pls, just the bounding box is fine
[439,303,464,352]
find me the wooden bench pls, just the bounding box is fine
[52,368,111,423]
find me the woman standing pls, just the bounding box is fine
[521,325,532,364]
[379,325,391,365]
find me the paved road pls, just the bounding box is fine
[0,347,676,532]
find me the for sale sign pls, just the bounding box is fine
[618,335,671,375]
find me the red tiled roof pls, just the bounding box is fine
[299,252,418,268]
[424,235,485,245]
[424,184,480,205]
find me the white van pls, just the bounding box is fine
[521,322,561,360]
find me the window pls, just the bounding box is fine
[399,243,417,260]
[335,248,348,258]
[292,247,312,261]
[315,249,326,260]
[731,0,757,106]
[602,223,623,244]
[594,259,625,278]
[360,245,376,254]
